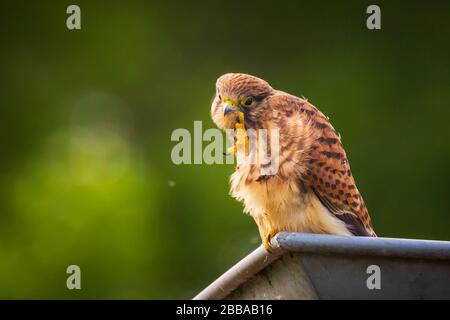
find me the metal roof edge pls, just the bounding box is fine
[273,232,450,260]
[193,233,450,300]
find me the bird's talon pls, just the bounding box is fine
[263,236,271,250]
[238,111,245,124]
[263,229,278,250]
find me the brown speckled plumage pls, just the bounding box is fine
[211,73,376,247]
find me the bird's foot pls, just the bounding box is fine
[237,111,245,125]
[234,125,249,155]
[263,228,278,251]
[225,121,248,156]
[224,112,248,156]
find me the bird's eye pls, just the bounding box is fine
[241,97,254,107]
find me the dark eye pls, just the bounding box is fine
[242,97,254,106]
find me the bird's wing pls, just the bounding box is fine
[275,94,376,236]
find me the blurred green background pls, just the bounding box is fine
[0,0,449,299]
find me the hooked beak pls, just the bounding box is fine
[223,103,235,116]
[222,99,238,116]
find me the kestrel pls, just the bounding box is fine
[211,73,376,249]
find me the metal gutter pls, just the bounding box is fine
[272,232,450,260]
[194,232,450,300]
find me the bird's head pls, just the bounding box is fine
[211,73,274,129]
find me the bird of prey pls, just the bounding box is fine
[211,73,376,249]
